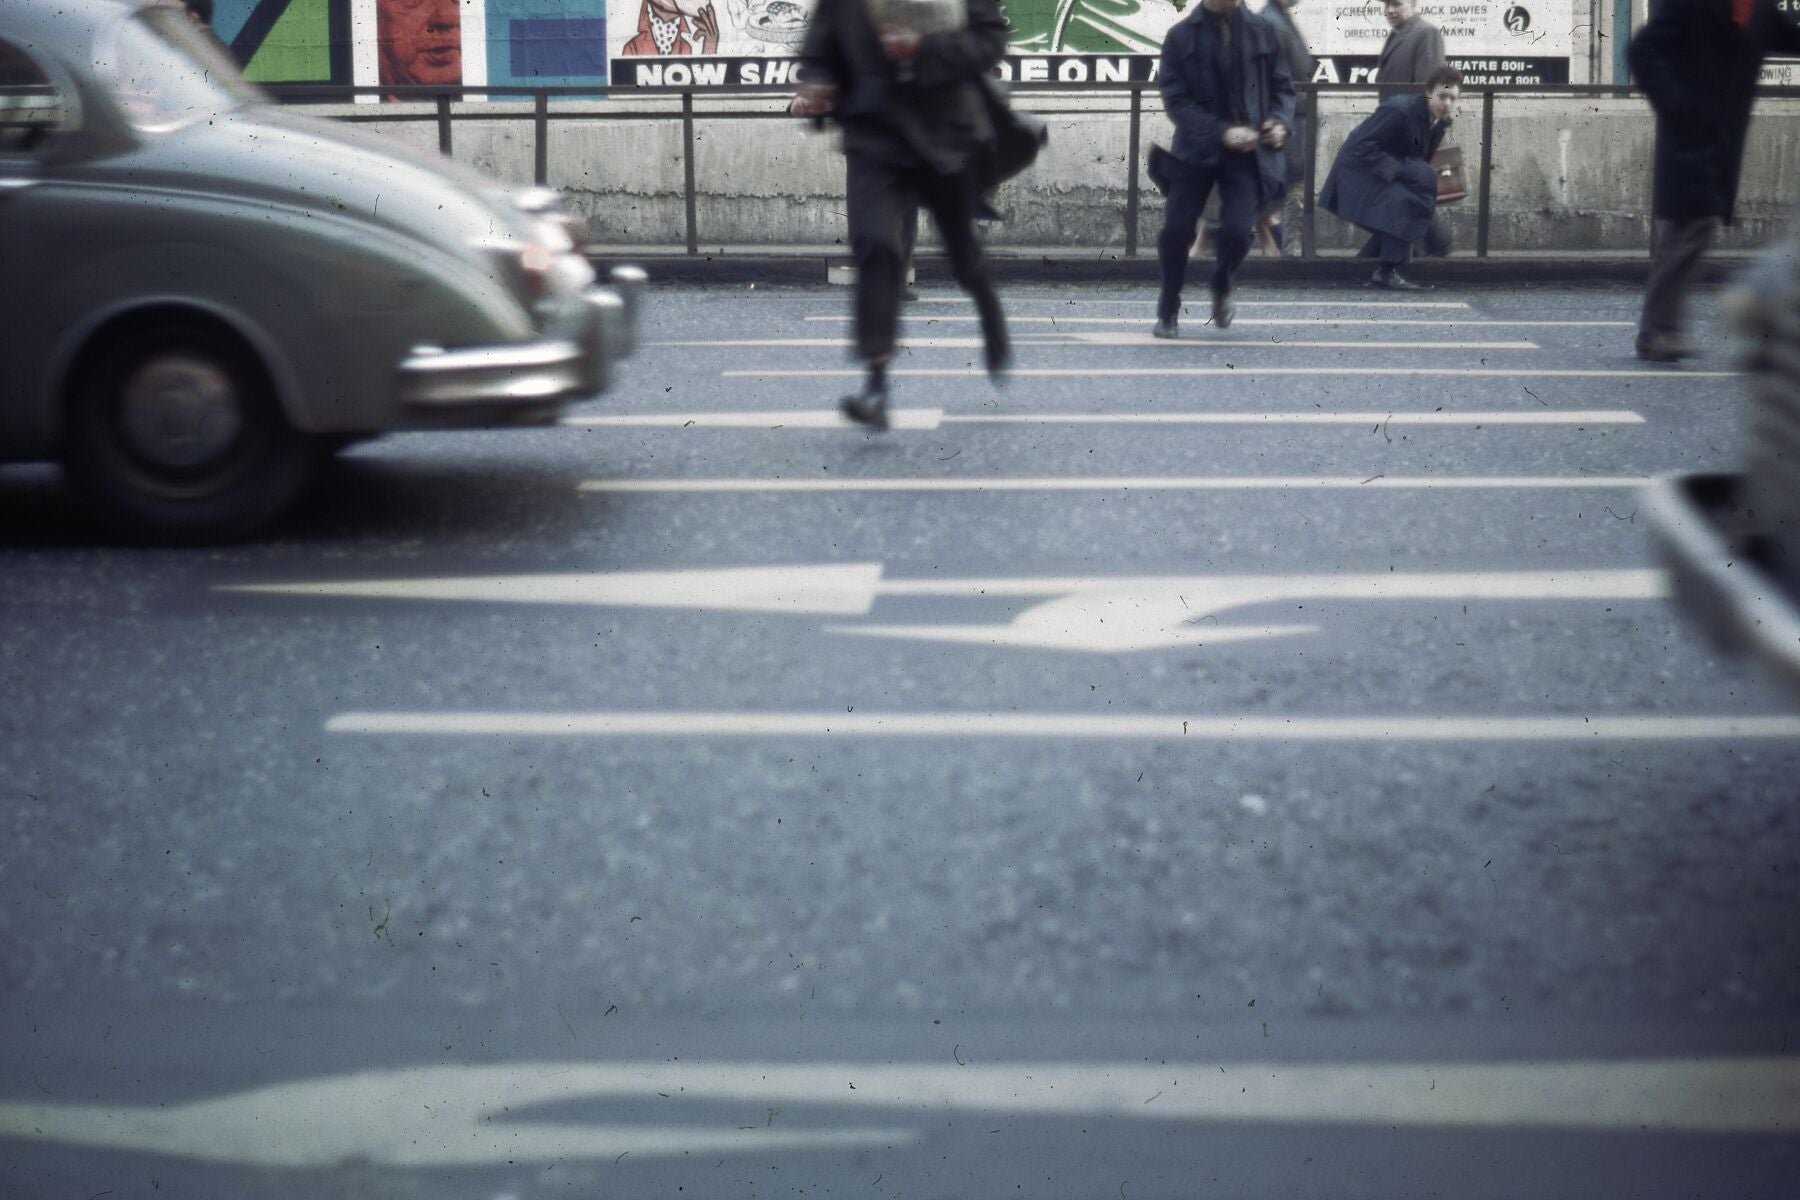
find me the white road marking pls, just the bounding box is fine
[579,475,1649,493]
[940,410,1644,426]
[648,336,1542,350]
[1065,333,1542,349]
[2,1056,1795,1168]
[566,410,1643,431]
[220,563,885,615]
[567,409,948,429]
[836,568,1670,652]
[896,299,1475,309]
[725,367,1735,379]
[806,315,1634,327]
[327,712,1800,741]
[226,565,1670,654]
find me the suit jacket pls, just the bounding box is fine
[798,0,1007,175]
[1158,3,1297,206]
[1629,0,1800,223]
[1375,16,1446,86]
[1319,92,1447,242]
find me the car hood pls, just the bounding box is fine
[93,104,544,258]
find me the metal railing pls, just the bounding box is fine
[265,81,1800,259]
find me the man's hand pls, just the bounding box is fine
[879,22,922,62]
[1259,119,1288,150]
[1222,125,1259,153]
[789,82,837,117]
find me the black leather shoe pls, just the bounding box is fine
[1152,318,1178,340]
[1368,267,1427,291]
[1635,331,1693,363]
[985,338,1012,383]
[1210,287,1234,329]
[840,385,890,430]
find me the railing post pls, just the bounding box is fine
[534,91,549,186]
[1301,84,1318,259]
[436,92,452,156]
[682,90,699,255]
[1125,84,1142,257]
[1475,88,1494,257]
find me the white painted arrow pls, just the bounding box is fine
[221,566,1669,653]
[1,1056,1795,1168]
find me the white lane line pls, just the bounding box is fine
[647,336,1542,351]
[327,711,1800,741]
[567,409,947,430]
[578,475,1648,493]
[725,367,1735,379]
[807,315,1633,327]
[5,1056,1796,1168]
[899,299,1475,309]
[566,410,1643,431]
[941,410,1644,426]
[1065,333,1542,349]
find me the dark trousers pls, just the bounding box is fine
[1357,214,1452,262]
[1156,153,1261,321]
[846,151,1005,364]
[1640,216,1719,336]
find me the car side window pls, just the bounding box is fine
[0,38,67,155]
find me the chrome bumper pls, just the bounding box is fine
[396,267,643,426]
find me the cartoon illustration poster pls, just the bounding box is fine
[605,0,1576,88]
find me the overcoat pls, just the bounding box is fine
[1318,92,1446,242]
[1374,15,1445,86]
[1628,0,1800,224]
[1157,4,1297,206]
[798,0,1007,176]
[1259,0,1316,186]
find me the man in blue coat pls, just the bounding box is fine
[1152,0,1295,337]
[1629,0,1800,363]
[1319,65,1461,290]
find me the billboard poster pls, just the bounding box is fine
[209,0,609,92]
[605,0,1576,88]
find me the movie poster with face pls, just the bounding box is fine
[207,0,610,91]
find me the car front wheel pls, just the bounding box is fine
[65,319,319,543]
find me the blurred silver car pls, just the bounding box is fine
[0,0,640,541]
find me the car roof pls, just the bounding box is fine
[4,0,161,49]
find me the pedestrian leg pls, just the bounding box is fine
[843,154,913,427]
[1368,231,1423,289]
[1208,157,1260,328]
[1639,216,1718,360]
[1155,168,1211,334]
[920,167,1009,379]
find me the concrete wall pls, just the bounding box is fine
[323,91,1800,254]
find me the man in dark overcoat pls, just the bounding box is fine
[1152,0,1295,336]
[1257,0,1316,255]
[1319,65,1461,290]
[1629,0,1800,362]
[791,0,1010,428]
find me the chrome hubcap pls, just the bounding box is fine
[117,353,243,470]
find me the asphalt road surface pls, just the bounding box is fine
[3,281,1798,1199]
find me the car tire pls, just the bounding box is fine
[65,319,319,543]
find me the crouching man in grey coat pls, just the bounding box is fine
[1319,65,1461,290]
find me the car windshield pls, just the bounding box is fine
[92,3,260,133]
